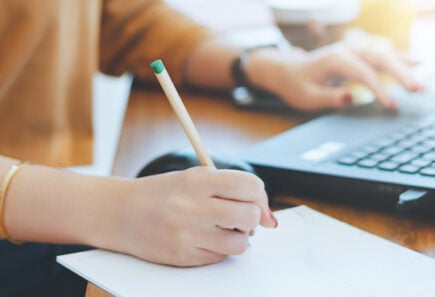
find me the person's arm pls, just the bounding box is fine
[183,38,423,111]
[1,156,276,266]
[99,0,421,111]
[99,0,213,85]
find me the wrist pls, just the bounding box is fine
[231,46,279,89]
[244,47,308,97]
[242,47,285,92]
[84,177,132,249]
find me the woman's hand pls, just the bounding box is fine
[245,42,423,112]
[98,167,277,267]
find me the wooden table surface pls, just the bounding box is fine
[86,84,435,297]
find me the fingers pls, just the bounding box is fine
[302,85,352,110]
[204,169,266,202]
[359,50,424,92]
[191,250,228,266]
[210,198,261,233]
[398,51,420,67]
[198,228,250,256]
[173,248,228,267]
[329,50,396,109]
[201,169,277,228]
[184,226,253,266]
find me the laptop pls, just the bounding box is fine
[243,65,435,216]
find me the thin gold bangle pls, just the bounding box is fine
[0,161,30,244]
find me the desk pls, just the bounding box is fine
[85,2,435,295]
[85,84,435,297]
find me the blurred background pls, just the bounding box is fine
[165,0,435,60]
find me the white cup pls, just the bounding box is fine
[268,0,360,50]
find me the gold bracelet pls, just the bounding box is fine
[0,161,30,244]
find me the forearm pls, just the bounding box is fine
[183,37,241,89]
[183,37,285,92]
[1,156,125,246]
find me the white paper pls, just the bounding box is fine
[67,73,132,176]
[58,206,435,297]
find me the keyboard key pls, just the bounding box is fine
[420,167,435,177]
[421,129,435,138]
[411,145,432,154]
[410,159,432,168]
[357,159,378,168]
[349,151,369,159]
[398,165,420,174]
[396,139,420,149]
[377,161,399,171]
[390,151,419,164]
[422,152,435,161]
[381,146,404,155]
[370,153,390,162]
[407,134,427,143]
[422,139,435,148]
[337,156,358,166]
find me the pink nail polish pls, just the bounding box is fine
[342,93,353,106]
[408,81,425,92]
[268,210,278,228]
[389,100,398,110]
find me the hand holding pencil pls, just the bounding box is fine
[135,59,278,266]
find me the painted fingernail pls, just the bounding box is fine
[342,93,353,106]
[388,100,398,110]
[268,209,278,228]
[249,229,255,236]
[407,80,425,92]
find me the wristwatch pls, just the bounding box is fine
[230,44,292,112]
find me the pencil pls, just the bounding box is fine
[151,59,215,168]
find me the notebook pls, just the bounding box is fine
[243,64,435,215]
[57,206,435,297]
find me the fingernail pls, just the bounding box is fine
[249,229,255,236]
[342,93,353,106]
[388,100,398,110]
[268,209,278,228]
[407,81,424,92]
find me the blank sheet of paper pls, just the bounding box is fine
[58,206,435,297]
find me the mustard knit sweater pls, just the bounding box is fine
[0,0,210,166]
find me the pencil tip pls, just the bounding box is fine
[151,59,164,74]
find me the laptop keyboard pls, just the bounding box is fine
[336,118,435,177]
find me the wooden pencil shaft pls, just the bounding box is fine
[155,69,215,167]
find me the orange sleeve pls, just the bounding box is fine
[100,0,213,84]
[0,0,48,100]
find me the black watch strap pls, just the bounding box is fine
[231,51,251,87]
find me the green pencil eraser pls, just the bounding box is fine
[151,59,165,74]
